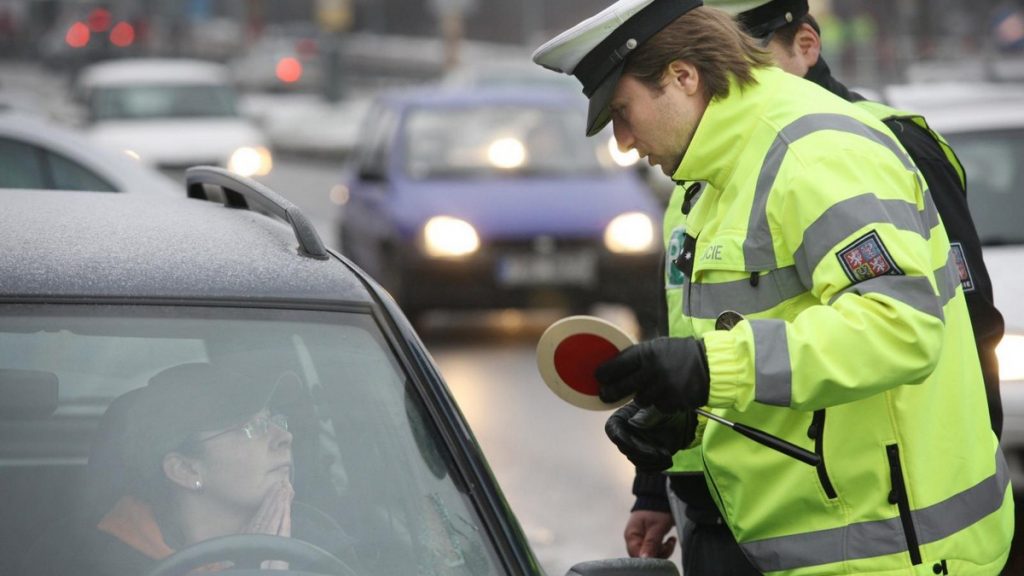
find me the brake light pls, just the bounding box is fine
[66,22,90,48]
[276,57,303,84]
[87,8,112,32]
[110,22,135,47]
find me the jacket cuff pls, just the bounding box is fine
[702,322,754,408]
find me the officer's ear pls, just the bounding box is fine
[793,23,821,68]
[664,60,701,97]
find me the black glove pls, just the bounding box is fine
[596,337,710,413]
[605,403,697,473]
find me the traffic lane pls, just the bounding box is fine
[425,323,643,576]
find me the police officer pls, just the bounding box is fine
[610,1,1010,571]
[717,0,1005,439]
[532,2,1014,574]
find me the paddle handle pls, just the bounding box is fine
[695,408,820,467]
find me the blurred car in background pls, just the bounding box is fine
[229,23,324,93]
[441,58,580,93]
[0,110,177,194]
[441,60,643,172]
[441,58,673,205]
[337,88,663,331]
[74,58,272,178]
[885,81,1024,487]
[38,5,145,71]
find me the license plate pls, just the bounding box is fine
[496,251,596,287]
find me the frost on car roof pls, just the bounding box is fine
[0,189,372,304]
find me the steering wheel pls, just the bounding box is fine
[144,534,358,576]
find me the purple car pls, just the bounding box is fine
[338,87,663,331]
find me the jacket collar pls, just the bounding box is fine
[97,495,175,560]
[671,66,782,190]
[805,56,865,103]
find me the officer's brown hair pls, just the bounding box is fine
[623,6,773,101]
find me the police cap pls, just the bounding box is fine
[707,0,809,39]
[532,0,703,137]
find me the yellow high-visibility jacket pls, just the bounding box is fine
[659,66,1012,574]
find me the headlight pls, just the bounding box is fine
[487,137,527,169]
[423,216,480,258]
[228,146,273,177]
[604,212,655,254]
[996,333,1024,381]
[607,136,639,167]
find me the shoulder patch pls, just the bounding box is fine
[950,242,976,292]
[836,231,904,283]
[666,227,687,288]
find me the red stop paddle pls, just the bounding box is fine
[536,315,636,411]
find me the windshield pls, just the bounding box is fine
[402,104,614,180]
[90,85,239,121]
[946,128,1024,246]
[0,304,501,576]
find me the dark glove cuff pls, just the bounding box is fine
[632,470,668,499]
[632,494,671,513]
[694,339,711,406]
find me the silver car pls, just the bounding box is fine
[0,110,179,194]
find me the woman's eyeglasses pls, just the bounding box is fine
[201,411,289,443]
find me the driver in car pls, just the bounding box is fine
[83,363,354,575]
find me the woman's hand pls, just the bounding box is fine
[244,479,294,569]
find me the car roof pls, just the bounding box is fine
[0,187,373,304]
[884,82,1024,134]
[0,111,180,195]
[77,58,231,88]
[376,86,585,110]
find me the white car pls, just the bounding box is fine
[75,58,272,177]
[0,110,179,195]
[886,82,1024,487]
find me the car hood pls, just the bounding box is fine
[87,119,266,166]
[390,174,661,239]
[984,245,1024,332]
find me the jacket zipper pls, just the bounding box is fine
[886,443,922,565]
[808,410,837,499]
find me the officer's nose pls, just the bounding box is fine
[612,120,635,154]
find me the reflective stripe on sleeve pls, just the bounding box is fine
[793,193,936,287]
[935,250,963,310]
[828,274,944,321]
[739,450,1010,572]
[745,114,923,272]
[751,319,791,407]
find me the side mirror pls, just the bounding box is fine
[358,163,388,183]
[565,558,680,576]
